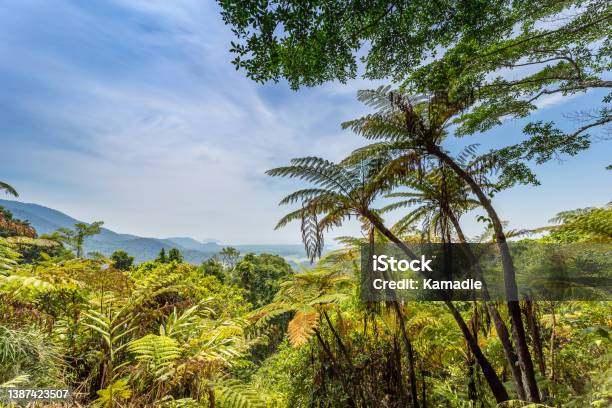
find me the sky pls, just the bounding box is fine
[0,0,610,245]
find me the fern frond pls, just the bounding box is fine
[214,379,268,408]
[287,311,319,346]
[0,182,18,197]
[128,334,180,381]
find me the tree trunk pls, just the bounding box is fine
[208,388,215,408]
[322,311,368,405]
[369,225,420,407]
[467,309,478,404]
[391,300,420,408]
[365,211,509,403]
[467,354,477,403]
[524,300,546,377]
[313,328,358,408]
[443,298,510,403]
[428,145,540,403]
[393,336,410,407]
[549,303,556,382]
[448,211,527,401]
[421,363,427,408]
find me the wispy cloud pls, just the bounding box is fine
[0,0,368,243]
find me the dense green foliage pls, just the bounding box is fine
[111,250,135,271]
[0,201,609,407]
[231,253,293,308]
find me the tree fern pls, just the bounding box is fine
[300,204,324,262]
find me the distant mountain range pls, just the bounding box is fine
[0,199,311,266]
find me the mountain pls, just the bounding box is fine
[0,199,310,265]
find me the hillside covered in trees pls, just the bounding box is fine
[0,200,310,266]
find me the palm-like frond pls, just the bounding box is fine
[342,114,410,141]
[380,196,425,213]
[83,307,138,382]
[301,204,324,262]
[287,311,319,346]
[268,153,396,261]
[278,188,339,205]
[392,207,429,236]
[266,157,355,197]
[250,266,354,347]
[0,182,18,197]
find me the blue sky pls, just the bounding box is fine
[0,0,610,244]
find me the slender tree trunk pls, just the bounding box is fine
[467,305,479,404]
[369,225,420,407]
[313,328,358,408]
[525,300,548,400]
[448,211,527,400]
[393,336,410,407]
[443,298,509,403]
[365,211,509,403]
[323,311,352,364]
[524,300,546,377]
[467,353,477,404]
[322,311,368,405]
[428,145,540,403]
[208,388,215,408]
[420,363,427,408]
[549,303,556,382]
[391,300,420,408]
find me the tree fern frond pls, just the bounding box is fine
[391,207,428,235]
[278,188,338,205]
[267,157,355,196]
[0,181,18,197]
[287,311,319,346]
[301,205,324,262]
[380,198,424,213]
[308,292,351,305]
[274,208,303,230]
[214,379,268,408]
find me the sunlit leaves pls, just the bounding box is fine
[128,334,181,381]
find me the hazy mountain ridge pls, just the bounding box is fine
[0,199,309,264]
